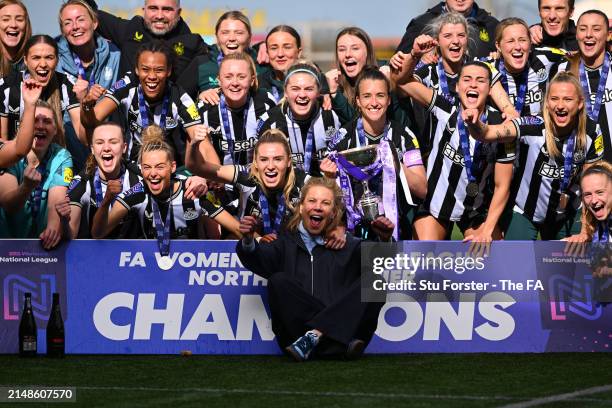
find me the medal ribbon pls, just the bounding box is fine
[560,130,577,193]
[259,192,286,234]
[457,110,486,183]
[436,61,455,103]
[579,53,610,121]
[271,86,281,103]
[29,158,48,219]
[72,52,96,86]
[137,85,170,130]
[151,197,172,256]
[593,218,610,243]
[288,110,316,174]
[499,59,528,113]
[219,94,251,164]
[93,167,125,207]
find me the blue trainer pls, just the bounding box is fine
[286,331,319,361]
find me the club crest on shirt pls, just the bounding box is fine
[134,31,144,42]
[573,148,585,163]
[173,42,185,56]
[183,208,198,220]
[536,68,548,83]
[325,126,337,140]
[165,117,177,129]
[479,28,490,42]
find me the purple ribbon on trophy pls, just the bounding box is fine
[327,125,399,240]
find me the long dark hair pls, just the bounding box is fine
[335,27,376,106]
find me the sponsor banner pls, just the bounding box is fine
[0,240,68,354]
[0,240,610,354]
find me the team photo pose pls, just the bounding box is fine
[236,177,384,361]
[257,25,302,103]
[463,71,604,240]
[325,27,379,124]
[394,35,515,242]
[578,162,612,243]
[80,41,215,167]
[199,52,275,167]
[0,0,31,78]
[258,63,340,177]
[61,122,141,239]
[0,100,72,249]
[486,17,569,117]
[0,35,83,143]
[178,10,267,103]
[322,67,427,240]
[90,131,240,245]
[391,13,516,152]
[571,10,612,163]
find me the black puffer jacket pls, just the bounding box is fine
[236,231,361,306]
[396,1,498,59]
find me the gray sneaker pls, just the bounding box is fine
[286,332,319,361]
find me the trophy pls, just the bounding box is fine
[358,181,380,223]
[338,145,383,223]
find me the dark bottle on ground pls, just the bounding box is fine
[19,292,37,357]
[46,293,65,357]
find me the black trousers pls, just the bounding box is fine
[266,273,384,357]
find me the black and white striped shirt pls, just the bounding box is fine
[510,115,604,223]
[219,165,307,226]
[423,93,515,222]
[67,164,141,238]
[0,70,79,139]
[105,81,201,166]
[116,178,218,239]
[199,89,276,166]
[332,118,423,238]
[485,47,568,116]
[257,104,340,176]
[575,51,612,163]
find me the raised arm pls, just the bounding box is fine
[390,35,437,107]
[90,179,128,238]
[80,85,117,131]
[0,80,43,166]
[462,108,518,143]
[184,127,234,183]
[490,81,519,120]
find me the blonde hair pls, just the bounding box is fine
[494,17,530,46]
[285,177,345,236]
[219,51,258,92]
[35,99,64,147]
[249,129,296,213]
[580,162,612,239]
[58,0,97,32]
[542,72,587,159]
[0,0,31,77]
[426,12,474,59]
[138,124,174,163]
[215,10,252,38]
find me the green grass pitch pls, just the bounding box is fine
[1,353,611,407]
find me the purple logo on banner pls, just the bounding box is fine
[0,241,67,353]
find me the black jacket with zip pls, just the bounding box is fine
[236,231,362,306]
[396,1,498,59]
